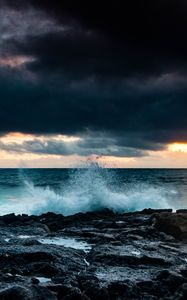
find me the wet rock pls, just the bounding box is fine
[0,286,32,300]
[2,213,17,225]
[22,239,42,246]
[165,273,186,293]
[171,283,187,300]
[154,212,187,239]
[156,269,170,280]
[176,209,187,214]
[0,284,57,299]
[31,277,40,284]
[83,284,109,300]
[180,268,187,278]
[141,208,173,214]
[30,285,57,300]
[108,281,129,299]
[57,285,90,300]
[0,211,187,299]
[22,251,55,263]
[29,262,59,277]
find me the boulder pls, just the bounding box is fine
[0,286,32,300]
[176,209,187,214]
[153,213,187,239]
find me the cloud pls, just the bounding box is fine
[0,67,187,152]
[1,0,187,80]
[0,134,147,157]
[0,1,187,157]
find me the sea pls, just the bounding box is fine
[0,167,187,216]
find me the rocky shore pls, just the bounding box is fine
[0,209,187,299]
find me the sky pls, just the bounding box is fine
[0,0,187,168]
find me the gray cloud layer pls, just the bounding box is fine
[0,1,187,157]
[0,135,147,157]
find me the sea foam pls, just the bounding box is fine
[0,166,173,216]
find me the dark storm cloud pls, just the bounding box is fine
[11,31,172,80]
[0,136,147,157]
[3,0,187,78]
[0,0,187,156]
[0,69,186,150]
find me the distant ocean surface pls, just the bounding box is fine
[0,168,187,216]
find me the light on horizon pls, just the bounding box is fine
[169,143,187,153]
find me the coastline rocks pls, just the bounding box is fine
[0,210,187,299]
[0,285,56,300]
[177,209,187,214]
[153,212,187,239]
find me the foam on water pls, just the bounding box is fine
[35,277,51,283]
[0,165,175,216]
[38,237,91,252]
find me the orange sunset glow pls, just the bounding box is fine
[0,55,35,68]
[0,133,187,168]
[169,143,187,153]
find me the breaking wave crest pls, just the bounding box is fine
[0,166,174,216]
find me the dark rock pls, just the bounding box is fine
[140,255,170,266]
[57,285,89,300]
[180,268,187,277]
[0,284,57,299]
[29,262,59,277]
[31,285,57,299]
[156,269,170,280]
[153,212,187,239]
[78,275,109,300]
[31,277,40,284]
[172,283,187,300]
[108,281,129,298]
[22,239,42,246]
[0,210,187,299]
[176,209,187,214]
[0,286,32,300]
[179,283,187,299]
[22,251,55,263]
[166,273,186,293]
[141,208,173,214]
[2,213,17,224]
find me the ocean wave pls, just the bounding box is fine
[0,166,174,216]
